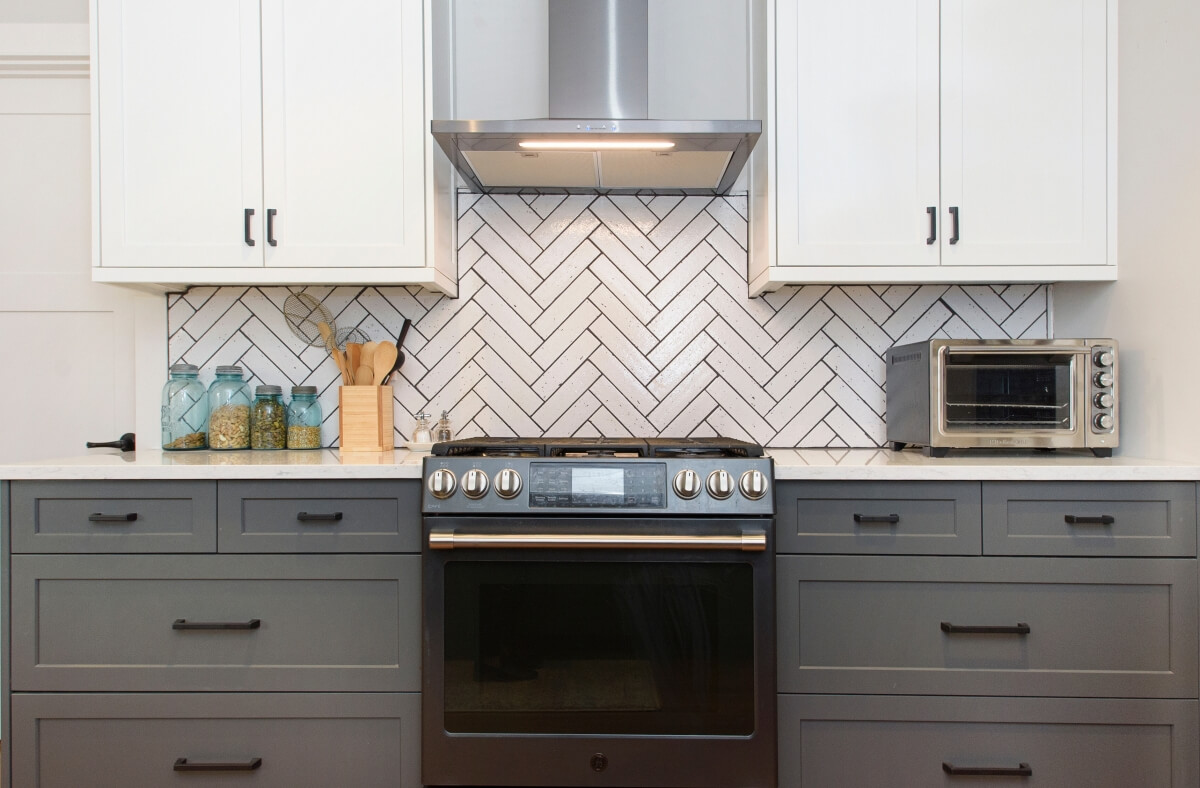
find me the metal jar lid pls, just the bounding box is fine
[255,385,283,396]
[169,363,199,374]
[291,385,318,395]
[215,365,244,376]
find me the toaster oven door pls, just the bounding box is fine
[938,349,1081,436]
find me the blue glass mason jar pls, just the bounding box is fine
[251,385,287,450]
[286,385,323,449]
[161,363,208,450]
[207,365,252,450]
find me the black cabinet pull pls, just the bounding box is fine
[244,208,255,246]
[949,206,960,244]
[297,511,343,522]
[1065,514,1115,525]
[926,206,936,244]
[88,512,138,523]
[174,757,262,772]
[853,513,900,525]
[172,618,261,631]
[941,621,1030,635]
[267,208,278,246]
[943,761,1031,777]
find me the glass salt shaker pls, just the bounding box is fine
[436,410,453,443]
[412,411,433,444]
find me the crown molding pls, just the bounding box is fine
[0,23,88,78]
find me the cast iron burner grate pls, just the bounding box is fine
[430,437,764,458]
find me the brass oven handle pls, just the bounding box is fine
[428,531,767,552]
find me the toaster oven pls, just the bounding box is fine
[886,339,1118,457]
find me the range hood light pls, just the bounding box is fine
[517,140,676,151]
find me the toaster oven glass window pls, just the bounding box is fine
[942,352,1074,430]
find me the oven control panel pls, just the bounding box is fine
[422,457,774,515]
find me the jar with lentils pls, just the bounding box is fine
[251,385,287,450]
[286,386,323,449]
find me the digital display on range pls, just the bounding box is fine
[529,463,666,508]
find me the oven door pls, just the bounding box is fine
[422,516,776,788]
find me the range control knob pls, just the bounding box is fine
[1094,371,1114,388]
[673,469,702,500]
[427,468,456,499]
[461,468,490,499]
[493,468,523,499]
[1094,392,1114,409]
[739,469,769,500]
[1094,413,1115,431]
[1093,350,1115,368]
[706,469,735,500]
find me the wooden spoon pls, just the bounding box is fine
[373,341,398,387]
[346,343,362,383]
[318,322,348,384]
[361,341,378,374]
[355,364,374,386]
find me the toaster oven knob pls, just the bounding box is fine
[427,468,457,499]
[1094,392,1115,409]
[493,468,523,499]
[706,469,735,500]
[461,468,490,499]
[739,469,769,501]
[1093,350,1115,368]
[1094,413,1115,431]
[1094,371,1114,388]
[673,469,702,500]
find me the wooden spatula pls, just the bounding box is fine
[373,341,398,387]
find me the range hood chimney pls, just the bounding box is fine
[432,0,760,194]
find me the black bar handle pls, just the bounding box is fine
[854,513,900,525]
[88,512,138,523]
[267,208,278,246]
[941,621,1030,635]
[926,206,936,244]
[297,511,343,522]
[174,757,262,772]
[85,433,136,452]
[943,761,1032,777]
[172,618,261,631]
[244,208,255,246]
[1065,514,1115,525]
[949,206,960,244]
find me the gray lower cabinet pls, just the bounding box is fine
[9,692,420,787]
[779,695,1200,787]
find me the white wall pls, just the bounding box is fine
[1054,0,1200,461]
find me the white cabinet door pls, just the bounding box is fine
[94,0,263,268]
[940,0,1109,268]
[260,0,426,268]
[776,0,940,269]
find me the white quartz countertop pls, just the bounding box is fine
[2,448,1199,481]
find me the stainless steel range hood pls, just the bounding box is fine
[432,0,760,194]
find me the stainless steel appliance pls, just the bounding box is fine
[886,338,1118,457]
[422,437,776,788]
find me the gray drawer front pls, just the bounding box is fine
[10,692,420,788]
[778,555,1199,698]
[779,695,1199,788]
[10,554,420,692]
[218,480,420,553]
[983,481,1198,556]
[10,480,216,553]
[776,481,981,554]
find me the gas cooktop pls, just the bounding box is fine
[430,436,765,459]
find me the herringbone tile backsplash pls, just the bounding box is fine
[167,192,1049,448]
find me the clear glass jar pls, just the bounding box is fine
[286,386,323,449]
[161,363,208,450]
[207,365,252,450]
[436,410,453,443]
[251,385,287,450]
[412,411,433,444]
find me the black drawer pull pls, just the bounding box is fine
[174,757,262,772]
[943,761,1031,777]
[297,511,343,522]
[853,513,900,524]
[941,621,1030,635]
[172,618,261,631]
[1065,514,1115,525]
[88,512,138,523]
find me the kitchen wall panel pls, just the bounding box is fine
[166,193,1048,448]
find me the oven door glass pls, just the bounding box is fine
[942,351,1076,431]
[441,559,755,736]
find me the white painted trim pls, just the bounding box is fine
[91,266,457,293]
[0,23,88,56]
[133,291,166,450]
[1107,0,1119,271]
[752,265,1117,292]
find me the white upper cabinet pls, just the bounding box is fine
[751,0,1116,294]
[91,0,455,293]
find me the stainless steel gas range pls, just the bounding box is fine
[421,437,777,788]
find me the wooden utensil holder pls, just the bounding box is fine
[338,386,394,452]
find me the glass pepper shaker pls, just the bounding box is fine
[161,363,208,450]
[436,410,453,443]
[412,411,433,444]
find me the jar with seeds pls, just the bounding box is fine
[161,363,208,450]
[207,365,252,450]
[251,385,287,450]
[286,386,323,449]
